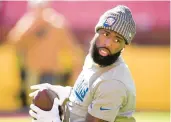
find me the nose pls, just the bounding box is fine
[104,39,112,47]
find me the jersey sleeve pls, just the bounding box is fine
[88,79,127,122]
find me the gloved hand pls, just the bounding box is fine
[29,83,72,104]
[29,98,62,122]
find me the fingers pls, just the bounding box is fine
[29,90,39,97]
[30,85,44,90]
[30,104,41,113]
[30,83,50,90]
[29,83,51,98]
[29,110,38,119]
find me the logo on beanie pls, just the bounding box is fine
[103,16,116,27]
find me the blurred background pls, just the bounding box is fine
[0,1,170,122]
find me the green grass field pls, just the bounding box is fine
[0,112,169,122]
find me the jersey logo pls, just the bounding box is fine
[75,87,88,102]
[74,79,89,102]
[100,106,111,111]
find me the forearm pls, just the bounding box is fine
[85,113,108,122]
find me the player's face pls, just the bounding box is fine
[90,29,126,67]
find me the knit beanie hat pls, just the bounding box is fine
[95,5,136,44]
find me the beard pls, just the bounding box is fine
[89,36,121,67]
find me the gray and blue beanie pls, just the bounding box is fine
[95,5,136,44]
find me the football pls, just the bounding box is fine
[33,89,63,120]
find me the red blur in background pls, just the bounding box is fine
[0,1,170,45]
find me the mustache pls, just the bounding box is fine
[98,47,112,55]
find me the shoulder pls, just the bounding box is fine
[97,79,127,93]
[102,57,133,84]
[91,78,127,99]
[91,57,135,93]
[98,57,136,94]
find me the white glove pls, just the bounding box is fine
[29,98,61,122]
[29,83,72,104]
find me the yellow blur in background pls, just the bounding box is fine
[123,45,170,111]
[0,45,22,111]
[0,44,169,111]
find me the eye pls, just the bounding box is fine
[104,32,110,37]
[114,39,121,43]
